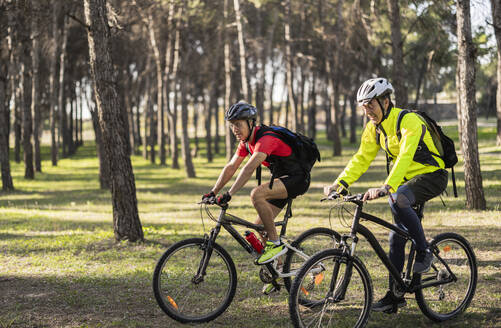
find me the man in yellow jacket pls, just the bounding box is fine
[324,78,448,313]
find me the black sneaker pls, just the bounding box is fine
[413,248,433,274]
[372,291,407,313]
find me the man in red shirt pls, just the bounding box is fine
[202,102,311,266]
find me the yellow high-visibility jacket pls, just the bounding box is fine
[334,107,445,193]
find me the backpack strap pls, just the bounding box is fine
[376,125,394,175]
[246,128,268,186]
[451,166,458,197]
[396,109,410,140]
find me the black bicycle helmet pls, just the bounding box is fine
[225,101,257,121]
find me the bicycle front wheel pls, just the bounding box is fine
[289,249,372,328]
[415,232,477,322]
[153,238,237,323]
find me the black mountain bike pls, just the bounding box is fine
[153,198,340,324]
[289,193,477,328]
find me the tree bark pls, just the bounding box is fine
[349,93,357,143]
[327,59,342,156]
[31,0,42,172]
[491,0,501,146]
[168,4,181,169]
[233,0,249,101]
[456,0,486,210]
[59,16,69,158]
[14,70,21,163]
[19,0,34,179]
[1,2,15,190]
[180,63,196,177]
[386,0,408,108]
[0,75,13,190]
[89,103,110,190]
[307,72,317,139]
[284,0,298,131]
[84,0,144,241]
[49,2,60,166]
[142,61,151,160]
[224,0,234,161]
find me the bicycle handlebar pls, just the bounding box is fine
[322,191,387,202]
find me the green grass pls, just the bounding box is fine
[1,120,500,327]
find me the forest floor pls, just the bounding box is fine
[1,121,500,328]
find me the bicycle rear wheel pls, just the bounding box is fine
[153,238,237,323]
[289,248,372,328]
[415,232,477,322]
[283,227,341,293]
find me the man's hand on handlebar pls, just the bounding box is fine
[216,192,232,205]
[201,191,216,204]
[362,186,390,201]
[323,184,348,197]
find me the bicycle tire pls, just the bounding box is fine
[283,227,341,294]
[153,238,237,323]
[415,232,477,322]
[289,248,373,328]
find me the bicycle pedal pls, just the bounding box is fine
[383,304,399,314]
[262,281,281,295]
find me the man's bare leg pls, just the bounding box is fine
[250,178,288,242]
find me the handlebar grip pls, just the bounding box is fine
[377,191,387,198]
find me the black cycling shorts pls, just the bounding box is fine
[267,174,311,209]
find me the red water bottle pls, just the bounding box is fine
[245,231,264,254]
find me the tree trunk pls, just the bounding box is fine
[59,16,69,158]
[233,0,249,101]
[491,0,501,146]
[299,67,306,134]
[0,76,14,190]
[456,0,486,210]
[386,0,408,107]
[149,13,166,166]
[14,71,21,163]
[20,0,34,179]
[284,0,298,131]
[180,69,196,178]
[224,0,234,161]
[327,60,342,156]
[307,72,317,139]
[49,2,60,166]
[192,100,200,158]
[84,0,144,241]
[268,62,278,125]
[31,0,42,172]
[90,105,110,190]
[349,93,357,143]
[1,3,15,190]
[168,5,181,169]
[142,63,151,160]
[205,89,214,162]
[340,94,347,138]
[69,95,75,155]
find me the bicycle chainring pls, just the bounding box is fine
[259,267,274,283]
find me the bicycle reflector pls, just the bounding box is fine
[314,272,325,286]
[300,286,309,296]
[167,296,179,310]
[443,245,452,253]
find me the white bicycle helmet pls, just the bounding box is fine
[357,78,394,106]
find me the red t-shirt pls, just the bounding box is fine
[236,126,292,167]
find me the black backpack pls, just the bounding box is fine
[250,125,321,187]
[396,109,458,197]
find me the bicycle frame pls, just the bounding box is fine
[196,199,314,282]
[336,195,456,294]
